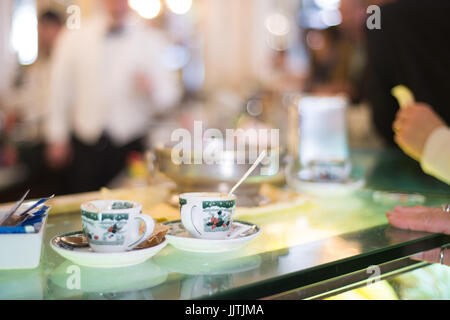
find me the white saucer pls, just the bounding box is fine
[285,164,365,196]
[162,220,261,253]
[50,232,168,268]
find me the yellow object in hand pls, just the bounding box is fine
[391,85,415,109]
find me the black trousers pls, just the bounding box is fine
[64,134,145,194]
[0,142,65,202]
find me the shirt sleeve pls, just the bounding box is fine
[44,29,76,144]
[420,127,450,185]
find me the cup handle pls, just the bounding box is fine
[127,214,155,250]
[181,204,202,236]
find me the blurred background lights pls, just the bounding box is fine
[10,0,38,65]
[128,0,161,19]
[320,9,342,27]
[265,13,291,36]
[306,30,325,50]
[314,0,341,10]
[247,99,264,117]
[166,0,193,15]
[298,0,342,29]
[162,44,191,70]
[266,35,290,51]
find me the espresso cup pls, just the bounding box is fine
[179,193,237,239]
[81,200,155,253]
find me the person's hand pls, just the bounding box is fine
[393,103,447,161]
[385,209,450,267]
[45,142,72,170]
[411,247,450,267]
[386,205,450,235]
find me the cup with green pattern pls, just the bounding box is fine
[179,193,237,239]
[81,200,154,253]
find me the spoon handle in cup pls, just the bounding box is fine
[228,150,267,197]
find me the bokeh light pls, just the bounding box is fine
[165,0,192,15]
[320,9,342,27]
[128,0,162,19]
[10,0,38,65]
[162,44,191,70]
[247,99,263,117]
[306,30,325,50]
[314,0,340,10]
[265,13,290,36]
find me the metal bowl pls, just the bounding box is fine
[149,143,285,205]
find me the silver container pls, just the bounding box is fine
[149,143,285,206]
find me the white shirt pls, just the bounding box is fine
[4,56,52,142]
[45,14,181,146]
[421,127,450,185]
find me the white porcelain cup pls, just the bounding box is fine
[179,193,237,240]
[81,200,154,253]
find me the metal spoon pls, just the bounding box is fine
[228,224,257,239]
[228,151,267,197]
[59,233,90,248]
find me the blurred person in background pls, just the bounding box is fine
[45,0,181,194]
[387,104,450,249]
[4,10,63,133]
[365,0,450,146]
[364,0,450,265]
[393,104,449,185]
[0,10,63,200]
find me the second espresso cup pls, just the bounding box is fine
[81,200,155,253]
[179,193,237,239]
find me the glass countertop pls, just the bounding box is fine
[0,148,449,300]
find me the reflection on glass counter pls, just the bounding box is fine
[47,260,167,299]
[0,149,448,300]
[328,264,450,300]
[391,264,450,300]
